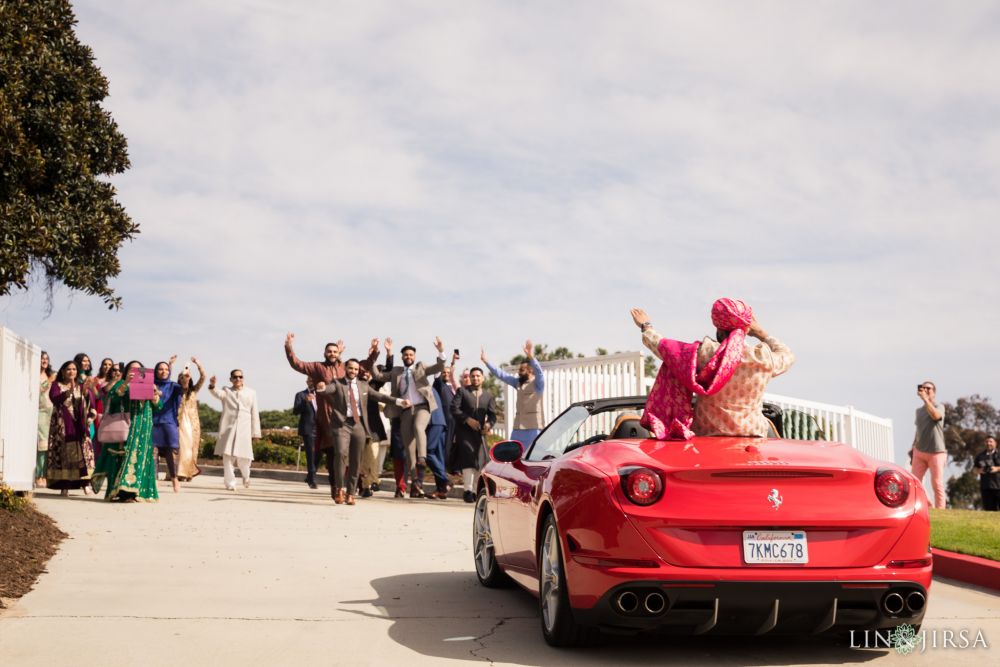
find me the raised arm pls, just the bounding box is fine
[423,336,447,376]
[748,319,795,377]
[365,338,380,368]
[630,308,663,360]
[284,332,315,375]
[485,360,518,388]
[207,376,225,401]
[192,357,206,392]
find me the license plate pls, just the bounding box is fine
[742,530,808,564]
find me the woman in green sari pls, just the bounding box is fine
[103,361,162,502]
[92,364,127,497]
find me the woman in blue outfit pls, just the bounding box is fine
[152,357,182,493]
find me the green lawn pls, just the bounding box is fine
[929,508,1000,561]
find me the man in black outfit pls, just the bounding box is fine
[292,377,318,489]
[974,436,1000,511]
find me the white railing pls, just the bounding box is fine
[764,392,894,463]
[493,351,645,440]
[489,352,893,463]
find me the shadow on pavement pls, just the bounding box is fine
[343,571,888,666]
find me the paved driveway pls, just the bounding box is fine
[1,476,996,666]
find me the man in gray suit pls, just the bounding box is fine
[370,337,447,497]
[318,359,411,505]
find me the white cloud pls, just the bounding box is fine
[4,1,999,469]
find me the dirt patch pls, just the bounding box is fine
[0,502,67,608]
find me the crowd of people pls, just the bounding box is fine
[35,351,259,501]
[32,336,547,506]
[285,334,545,505]
[36,300,995,511]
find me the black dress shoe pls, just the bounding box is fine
[463,491,476,503]
[360,488,373,498]
[370,482,380,492]
[394,489,404,498]
[308,482,318,489]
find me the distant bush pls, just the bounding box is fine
[260,409,297,430]
[262,429,302,447]
[0,483,29,512]
[199,434,302,465]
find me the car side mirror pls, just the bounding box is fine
[490,440,524,463]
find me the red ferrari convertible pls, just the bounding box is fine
[473,397,931,647]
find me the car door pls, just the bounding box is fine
[499,405,592,577]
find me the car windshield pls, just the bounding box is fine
[526,403,647,461]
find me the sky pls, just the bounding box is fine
[3,0,999,469]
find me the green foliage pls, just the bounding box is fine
[929,508,1000,561]
[199,437,216,459]
[946,470,983,510]
[198,402,220,432]
[260,409,297,430]
[0,483,29,511]
[644,353,659,380]
[261,429,302,447]
[943,395,1000,471]
[938,395,999,508]
[0,0,136,307]
[508,343,580,366]
[250,441,301,465]
[199,432,303,465]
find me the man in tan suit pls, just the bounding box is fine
[370,337,447,497]
[317,359,410,505]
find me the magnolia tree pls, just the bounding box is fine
[0,0,135,308]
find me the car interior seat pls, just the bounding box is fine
[610,413,651,440]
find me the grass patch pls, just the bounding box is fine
[930,508,1000,561]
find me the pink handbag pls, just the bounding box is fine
[97,412,131,443]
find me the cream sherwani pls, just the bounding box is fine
[209,384,261,488]
[643,328,794,437]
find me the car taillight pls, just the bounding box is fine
[875,468,909,507]
[620,467,664,506]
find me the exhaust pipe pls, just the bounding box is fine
[644,592,666,614]
[906,591,926,613]
[882,592,905,615]
[616,591,639,613]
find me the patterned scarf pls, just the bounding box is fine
[641,298,753,440]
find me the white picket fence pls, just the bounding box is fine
[763,392,895,462]
[494,351,644,438]
[490,352,894,463]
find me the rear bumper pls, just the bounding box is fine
[571,580,928,635]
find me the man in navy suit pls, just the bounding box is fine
[292,377,318,489]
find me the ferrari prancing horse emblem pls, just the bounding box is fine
[767,488,783,510]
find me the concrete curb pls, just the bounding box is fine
[932,547,1000,593]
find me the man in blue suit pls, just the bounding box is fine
[292,377,318,489]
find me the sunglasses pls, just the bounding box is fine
[231,375,244,380]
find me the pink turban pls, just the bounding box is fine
[711,298,753,332]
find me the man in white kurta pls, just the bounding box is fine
[208,370,261,490]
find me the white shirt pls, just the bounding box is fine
[401,367,423,406]
[346,379,361,418]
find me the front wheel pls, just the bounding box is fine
[474,489,512,587]
[539,513,593,647]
